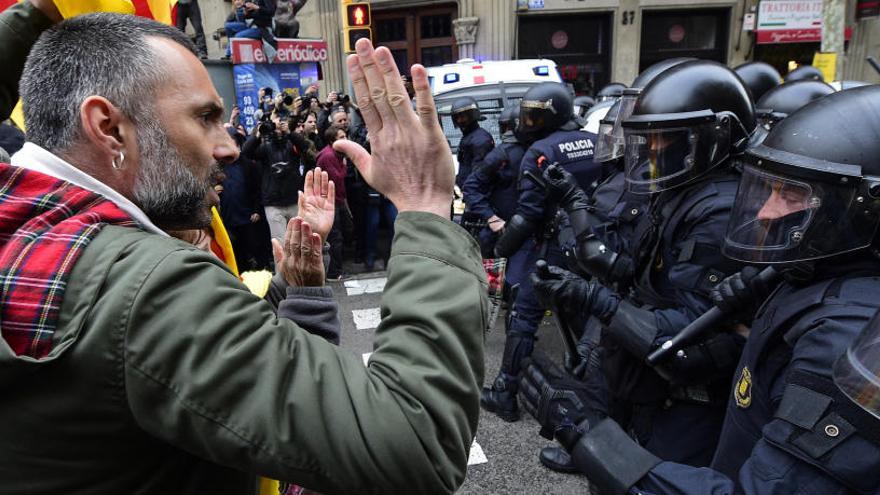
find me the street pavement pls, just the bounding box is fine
[329,271,595,494]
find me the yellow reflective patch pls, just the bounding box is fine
[735,366,753,409]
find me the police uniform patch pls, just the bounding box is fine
[735,366,753,408]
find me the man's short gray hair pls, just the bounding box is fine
[20,13,197,153]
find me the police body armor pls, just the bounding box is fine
[604,171,743,406]
[524,128,602,222]
[485,135,525,221]
[712,269,880,492]
[457,126,494,188]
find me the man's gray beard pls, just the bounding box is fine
[132,119,216,231]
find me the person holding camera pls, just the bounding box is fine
[242,111,314,242]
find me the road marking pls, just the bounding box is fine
[344,277,387,296]
[468,440,487,465]
[362,352,372,366]
[352,308,381,330]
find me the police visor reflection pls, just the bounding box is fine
[725,166,824,260]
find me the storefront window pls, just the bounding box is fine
[639,8,730,71]
[374,5,458,74]
[517,13,612,96]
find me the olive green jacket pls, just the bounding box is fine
[0,1,53,121]
[0,212,487,494]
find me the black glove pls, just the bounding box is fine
[568,340,603,381]
[518,353,605,449]
[710,266,772,315]
[531,260,596,310]
[542,163,590,211]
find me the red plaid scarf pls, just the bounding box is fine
[0,163,137,359]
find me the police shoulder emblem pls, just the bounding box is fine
[735,366,753,408]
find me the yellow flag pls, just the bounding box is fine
[52,0,135,18]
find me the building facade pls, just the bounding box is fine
[199,0,880,98]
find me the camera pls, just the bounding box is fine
[255,110,276,136]
[338,92,350,104]
[282,94,294,106]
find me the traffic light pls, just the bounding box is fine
[343,2,372,53]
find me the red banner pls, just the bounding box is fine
[231,38,328,64]
[756,26,852,44]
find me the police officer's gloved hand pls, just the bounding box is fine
[710,266,773,316]
[542,164,590,211]
[531,260,597,310]
[568,340,603,380]
[518,352,605,450]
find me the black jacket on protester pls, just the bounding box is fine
[242,132,313,207]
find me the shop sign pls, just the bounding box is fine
[812,51,837,81]
[231,38,328,64]
[757,0,852,44]
[743,13,756,31]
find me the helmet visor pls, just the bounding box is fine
[834,310,880,420]
[723,165,816,260]
[593,121,618,162]
[594,93,638,163]
[723,164,879,263]
[518,103,552,139]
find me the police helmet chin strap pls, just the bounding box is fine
[717,111,752,154]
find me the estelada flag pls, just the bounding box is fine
[0,1,177,24]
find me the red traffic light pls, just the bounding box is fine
[346,3,370,27]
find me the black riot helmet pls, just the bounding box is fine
[733,61,782,103]
[595,58,694,164]
[596,82,627,102]
[498,102,521,134]
[755,79,835,130]
[451,96,483,130]
[723,85,880,265]
[785,64,824,82]
[517,82,575,144]
[573,95,596,118]
[834,310,880,422]
[621,60,756,194]
[632,58,695,90]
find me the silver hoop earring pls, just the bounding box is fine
[112,151,124,170]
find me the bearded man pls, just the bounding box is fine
[0,14,485,495]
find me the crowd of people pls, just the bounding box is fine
[455,40,880,492]
[218,83,401,279]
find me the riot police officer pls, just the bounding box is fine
[521,85,880,494]
[452,96,494,189]
[462,103,526,257]
[596,82,626,102]
[531,60,755,467]
[480,82,603,422]
[785,64,824,82]
[573,95,596,120]
[733,61,782,102]
[755,79,834,129]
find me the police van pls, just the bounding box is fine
[428,59,563,155]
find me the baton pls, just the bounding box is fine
[645,266,780,366]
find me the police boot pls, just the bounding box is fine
[538,446,579,474]
[481,328,535,421]
[480,373,520,422]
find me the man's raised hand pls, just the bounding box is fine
[333,38,454,219]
